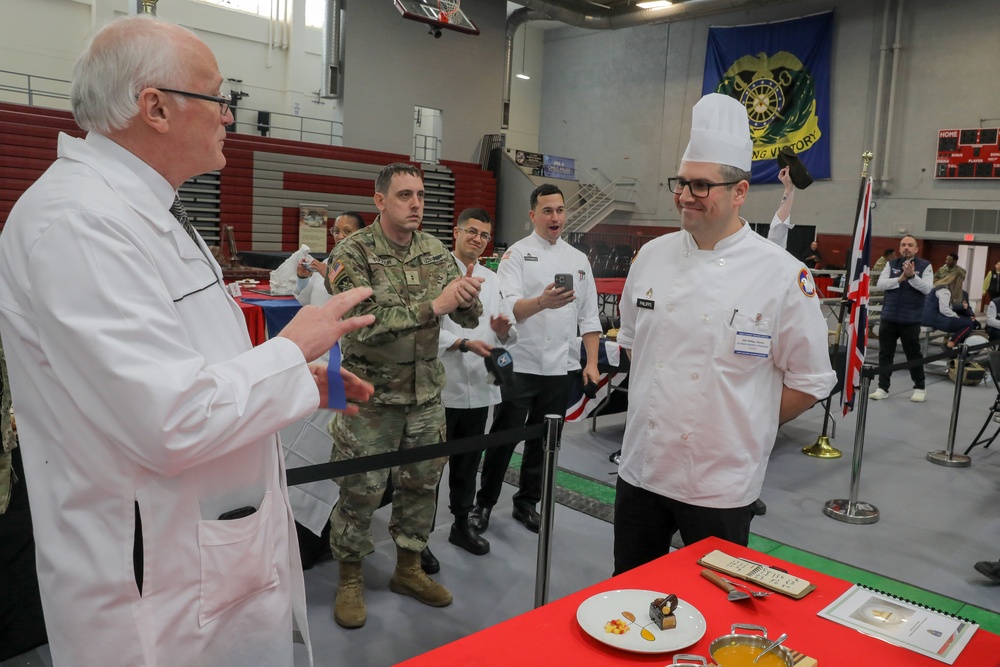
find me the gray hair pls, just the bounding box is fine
[71,16,190,134]
[718,164,752,186]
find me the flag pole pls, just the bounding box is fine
[803,151,873,459]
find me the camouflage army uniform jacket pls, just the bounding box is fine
[1,335,18,514]
[327,217,482,405]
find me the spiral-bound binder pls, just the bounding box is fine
[817,583,978,663]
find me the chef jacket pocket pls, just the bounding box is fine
[714,310,773,371]
[197,491,279,627]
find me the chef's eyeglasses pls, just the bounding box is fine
[667,177,742,198]
[155,88,232,116]
[457,227,492,242]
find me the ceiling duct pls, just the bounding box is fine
[503,0,799,127]
[321,0,343,99]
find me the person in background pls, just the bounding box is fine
[801,240,822,269]
[0,16,375,667]
[294,211,365,307]
[872,248,895,275]
[986,288,1000,341]
[438,208,516,558]
[324,162,483,629]
[983,260,1000,309]
[934,252,965,286]
[765,167,796,250]
[922,273,980,348]
[871,236,934,402]
[469,183,602,535]
[612,94,836,574]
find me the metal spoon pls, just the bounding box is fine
[722,576,772,598]
[753,633,788,663]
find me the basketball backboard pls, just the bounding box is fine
[393,0,480,36]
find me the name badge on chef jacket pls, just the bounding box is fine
[734,331,771,358]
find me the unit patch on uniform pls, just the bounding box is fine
[798,268,816,297]
[637,298,655,310]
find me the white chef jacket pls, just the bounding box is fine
[439,255,518,409]
[497,232,602,375]
[616,223,836,508]
[0,133,319,667]
[294,266,332,306]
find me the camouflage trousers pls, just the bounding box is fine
[327,398,447,561]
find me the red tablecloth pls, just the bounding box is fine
[398,536,1000,666]
[595,277,626,298]
[237,300,266,346]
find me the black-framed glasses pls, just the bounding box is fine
[457,227,492,242]
[667,177,742,198]
[157,88,232,116]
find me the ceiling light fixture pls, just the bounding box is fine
[516,28,530,80]
[637,1,673,9]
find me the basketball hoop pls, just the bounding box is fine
[437,0,460,24]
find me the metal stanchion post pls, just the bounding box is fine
[824,366,880,524]
[927,343,972,467]
[534,414,562,609]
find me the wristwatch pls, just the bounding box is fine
[459,338,469,353]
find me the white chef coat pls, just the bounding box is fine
[439,255,518,409]
[0,133,319,667]
[616,223,836,508]
[497,232,602,375]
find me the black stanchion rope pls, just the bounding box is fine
[286,424,545,487]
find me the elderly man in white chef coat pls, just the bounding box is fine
[613,94,836,575]
[0,17,375,667]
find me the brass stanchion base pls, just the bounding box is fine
[802,435,842,459]
[926,450,972,468]
[823,499,879,525]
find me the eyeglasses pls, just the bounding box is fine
[667,177,742,198]
[457,227,492,242]
[157,88,232,116]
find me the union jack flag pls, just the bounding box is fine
[841,177,873,415]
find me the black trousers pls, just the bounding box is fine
[877,320,925,391]
[476,372,572,510]
[613,477,754,576]
[445,406,490,517]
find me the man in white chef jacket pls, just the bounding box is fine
[470,184,602,535]
[613,94,836,575]
[438,208,516,557]
[0,17,375,667]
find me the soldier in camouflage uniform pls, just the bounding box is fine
[325,162,483,629]
[1,335,16,515]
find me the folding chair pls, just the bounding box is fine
[963,350,1000,455]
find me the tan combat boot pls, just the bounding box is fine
[334,560,366,628]
[389,546,453,607]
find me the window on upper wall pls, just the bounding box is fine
[193,0,326,28]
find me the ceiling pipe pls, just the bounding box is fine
[503,0,798,128]
[503,8,551,129]
[509,0,796,31]
[321,0,343,99]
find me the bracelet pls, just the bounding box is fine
[459,338,468,353]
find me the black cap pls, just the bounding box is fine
[776,147,813,190]
[484,348,514,386]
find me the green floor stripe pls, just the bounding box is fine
[504,451,1000,632]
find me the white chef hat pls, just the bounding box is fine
[681,93,753,172]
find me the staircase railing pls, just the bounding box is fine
[565,176,638,234]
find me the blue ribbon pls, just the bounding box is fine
[326,342,347,410]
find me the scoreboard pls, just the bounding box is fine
[935,128,1000,179]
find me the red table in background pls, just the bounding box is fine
[595,277,627,320]
[398,536,1000,666]
[237,300,266,346]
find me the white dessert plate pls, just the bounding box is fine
[576,589,707,654]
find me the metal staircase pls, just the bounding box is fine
[564,176,638,234]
